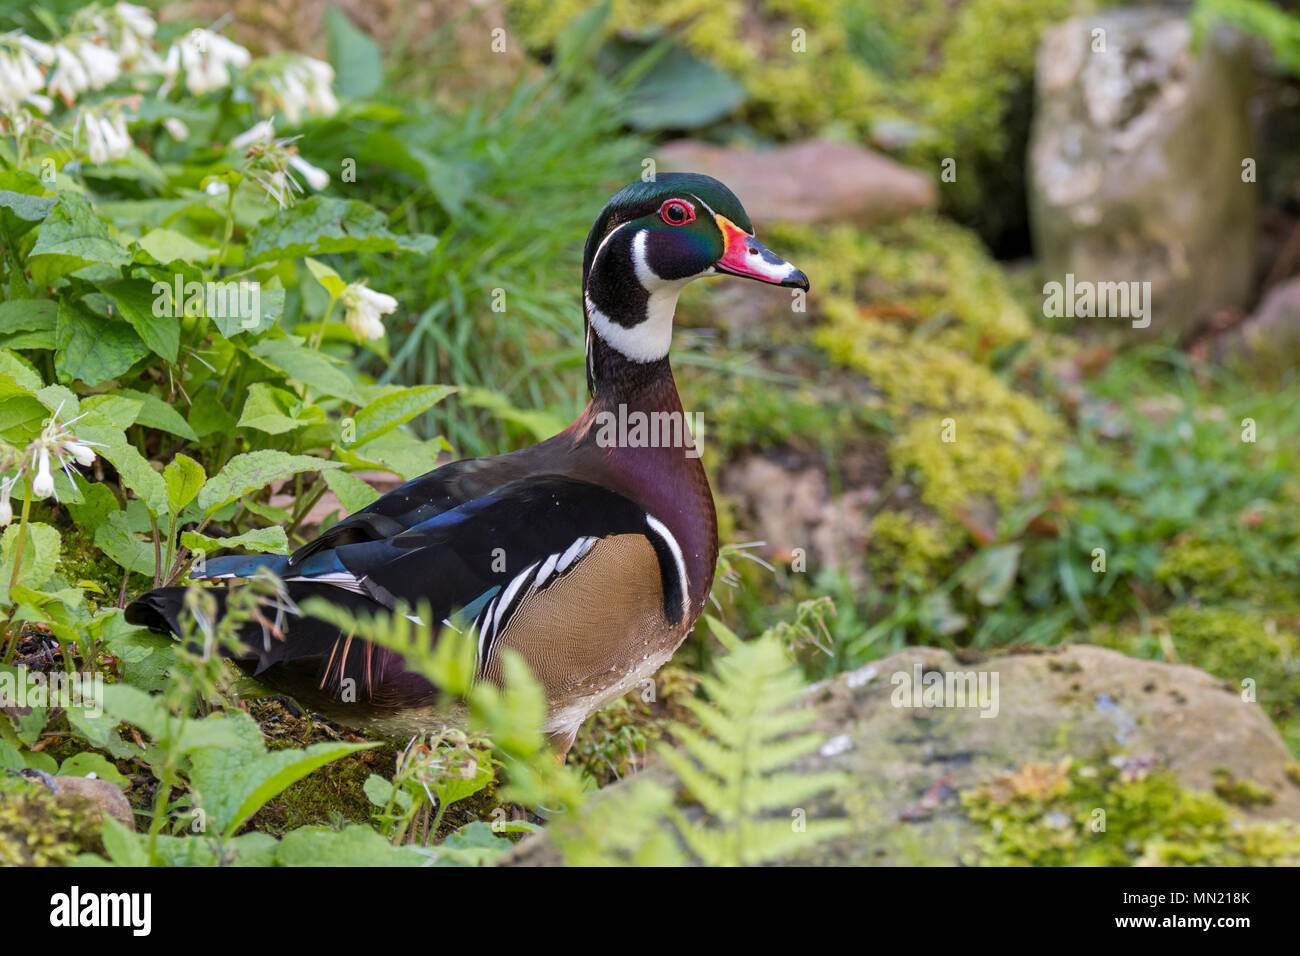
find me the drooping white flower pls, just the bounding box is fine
[162,116,188,140]
[231,117,274,150]
[0,475,15,526]
[171,29,250,96]
[341,283,398,340]
[48,44,90,104]
[77,107,131,164]
[32,446,54,498]
[77,40,121,88]
[289,154,328,191]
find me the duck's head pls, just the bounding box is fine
[582,173,809,375]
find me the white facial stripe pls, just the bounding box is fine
[738,254,798,283]
[645,513,690,620]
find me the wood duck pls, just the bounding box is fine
[126,173,809,754]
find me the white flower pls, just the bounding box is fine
[173,29,250,96]
[204,179,229,196]
[48,44,90,104]
[341,283,398,340]
[77,40,121,88]
[115,3,156,42]
[0,476,14,526]
[32,446,54,498]
[289,154,328,191]
[162,116,188,140]
[78,108,131,164]
[231,118,274,149]
[64,440,97,468]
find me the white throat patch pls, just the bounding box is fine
[586,227,697,364]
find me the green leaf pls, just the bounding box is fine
[252,337,362,402]
[28,192,132,285]
[0,348,43,393]
[93,511,156,576]
[181,525,289,555]
[618,42,747,131]
[164,453,206,515]
[209,285,285,339]
[108,388,198,440]
[960,543,1022,607]
[322,469,379,513]
[0,299,57,336]
[245,197,436,264]
[326,7,383,98]
[275,823,431,866]
[350,385,455,446]
[97,278,180,363]
[54,299,148,386]
[304,257,347,297]
[135,227,217,264]
[363,773,395,807]
[0,523,61,603]
[345,428,444,481]
[77,422,168,515]
[0,177,56,237]
[237,382,323,434]
[100,817,149,865]
[198,450,341,515]
[58,752,127,785]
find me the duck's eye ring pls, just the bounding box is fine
[660,199,695,226]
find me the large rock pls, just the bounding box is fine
[657,140,936,227]
[1212,275,1300,372]
[506,644,1300,865]
[1028,9,1257,337]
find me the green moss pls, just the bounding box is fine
[1212,768,1276,808]
[961,758,1300,866]
[0,779,106,866]
[867,509,961,585]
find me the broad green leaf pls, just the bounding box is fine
[208,284,284,339]
[77,423,168,515]
[322,469,379,514]
[0,299,57,335]
[351,385,455,446]
[304,257,347,297]
[346,428,444,481]
[0,664,48,746]
[326,6,383,98]
[275,824,430,866]
[181,525,288,555]
[58,752,127,785]
[164,453,206,515]
[135,227,217,264]
[245,196,436,264]
[28,192,132,285]
[100,817,149,866]
[108,388,197,440]
[97,278,180,362]
[54,299,148,386]
[0,348,42,393]
[0,174,56,237]
[237,382,322,434]
[80,393,141,429]
[198,450,341,514]
[93,511,157,576]
[252,337,362,402]
[0,522,61,603]
[99,683,168,741]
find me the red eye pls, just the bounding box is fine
[660,199,695,226]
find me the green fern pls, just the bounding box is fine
[656,616,850,866]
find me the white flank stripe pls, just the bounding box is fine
[644,514,690,619]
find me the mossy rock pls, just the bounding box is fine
[504,644,1300,865]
